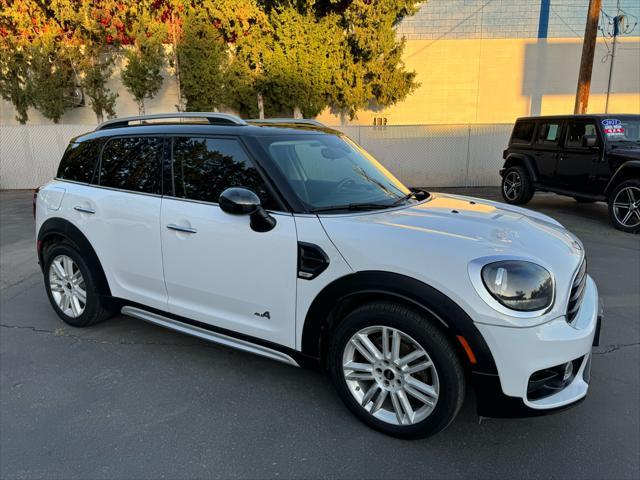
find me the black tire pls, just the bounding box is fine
[501,165,534,205]
[43,242,113,327]
[608,179,640,233]
[573,197,597,203]
[328,301,465,439]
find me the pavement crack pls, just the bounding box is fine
[593,342,640,355]
[0,323,205,348]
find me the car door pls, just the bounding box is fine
[88,135,167,310]
[556,119,602,194]
[532,120,563,185]
[160,136,298,347]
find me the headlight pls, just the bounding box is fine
[481,261,554,312]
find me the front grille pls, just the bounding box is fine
[567,258,587,324]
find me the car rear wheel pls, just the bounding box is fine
[608,179,640,233]
[44,243,113,327]
[328,302,465,439]
[501,166,534,205]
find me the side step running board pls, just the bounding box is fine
[121,306,299,367]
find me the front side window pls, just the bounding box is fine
[601,118,640,144]
[57,140,101,183]
[258,133,412,211]
[171,137,276,209]
[537,122,561,145]
[99,137,162,194]
[565,122,598,148]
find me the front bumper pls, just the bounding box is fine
[473,275,601,418]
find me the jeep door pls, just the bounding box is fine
[556,119,602,193]
[160,136,298,348]
[532,120,563,185]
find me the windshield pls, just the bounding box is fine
[601,118,640,143]
[258,134,416,211]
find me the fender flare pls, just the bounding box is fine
[604,160,640,195]
[37,217,111,296]
[503,153,538,182]
[301,271,498,374]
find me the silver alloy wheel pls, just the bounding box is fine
[48,254,87,318]
[342,325,440,426]
[503,171,522,201]
[613,186,640,228]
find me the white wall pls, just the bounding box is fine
[0,123,511,190]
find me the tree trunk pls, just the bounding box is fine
[96,112,104,124]
[138,100,145,115]
[257,93,264,119]
[293,106,302,119]
[171,12,184,112]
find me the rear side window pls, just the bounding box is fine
[565,122,598,148]
[511,121,535,144]
[536,122,561,145]
[57,141,100,183]
[171,137,276,209]
[99,137,163,194]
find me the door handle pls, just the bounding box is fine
[166,224,197,234]
[74,206,95,214]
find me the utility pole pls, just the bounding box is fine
[574,0,602,114]
[605,14,624,113]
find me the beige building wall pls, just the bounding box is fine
[317,37,640,126]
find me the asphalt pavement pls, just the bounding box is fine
[1,188,639,479]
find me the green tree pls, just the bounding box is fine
[80,47,118,122]
[177,10,227,111]
[121,9,165,115]
[0,45,31,124]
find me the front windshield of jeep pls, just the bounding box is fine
[601,118,640,143]
[259,134,420,212]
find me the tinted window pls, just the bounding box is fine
[565,122,598,148]
[511,121,535,144]
[172,137,276,209]
[537,122,561,144]
[57,141,101,183]
[99,137,162,194]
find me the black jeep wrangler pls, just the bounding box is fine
[500,114,640,233]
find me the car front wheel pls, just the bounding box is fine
[501,165,534,205]
[608,179,640,233]
[328,302,465,439]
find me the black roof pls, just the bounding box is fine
[72,118,342,144]
[515,113,640,122]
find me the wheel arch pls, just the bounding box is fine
[502,153,538,182]
[604,160,640,197]
[37,217,111,296]
[301,271,497,374]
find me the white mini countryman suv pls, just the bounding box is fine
[36,113,602,439]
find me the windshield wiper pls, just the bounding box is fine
[391,188,430,206]
[310,203,392,213]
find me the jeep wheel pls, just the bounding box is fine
[44,243,113,327]
[501,166,534,205]
[608,179,640,233]
[328,302,465,439]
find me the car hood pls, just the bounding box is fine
[608,146,640,160]
[318,192,584,326]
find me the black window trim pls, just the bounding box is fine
[165,134,290,213]
[97,134,167,196]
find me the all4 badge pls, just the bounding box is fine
[602,118,625,137]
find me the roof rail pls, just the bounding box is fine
[96,112,247,130]
[247,118,325,127]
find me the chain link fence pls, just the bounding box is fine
[0,123,512,190]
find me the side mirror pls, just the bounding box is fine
[219,187,276,233]
[582,135,598,148]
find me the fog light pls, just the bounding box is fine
[562,361,573,382]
